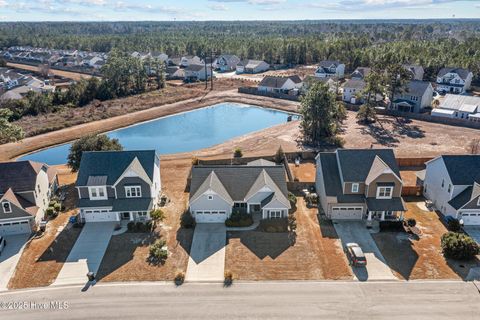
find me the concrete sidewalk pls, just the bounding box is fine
[0,234,29,291]
[186,224,226,282]
[333,220,397,281]
[53,222,115,286]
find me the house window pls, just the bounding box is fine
[448,184,452,193]
[88,186,107,200]
[137,211,147,217]
[2,201,11,213]
[207,195,213,200]
[125,186,142,198]
[441,179,444,188]
[376,187,393,199]
[351,183,359,193]
[269,210,283,219]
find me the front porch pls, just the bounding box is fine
[119,210,150,222]
[366,210,405,222]
[232,202,288,220]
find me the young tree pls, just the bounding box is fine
[385,64,410,108]
[274,146,285,164]
[0,108,25,144]
[300,82,342,145]
[67,134,123,171]
[356,102,377,124]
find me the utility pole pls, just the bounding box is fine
[210,49,214,91]
[204,53,208,90]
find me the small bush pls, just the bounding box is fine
[225,212,253,227]
[174,272,185,285]
[146,220,153,230]
[447,219,461,232]
[135,222,147,232]
[224,271,233,286]
[441,232,479,260]
[274,146,285,164]
[127,222,135,231]
[150,209,165,222]
[191,157,199,165]
[45,207,58,219]
[288,213,297,232]
[233,147,243,158]
[288,192,297,205]
[181,211,196,229]
[406,218,417,227]
[149,239,168,261]
[329,136,345,147]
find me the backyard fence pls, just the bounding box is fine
[238,87,301,102]
[401,186,423,197]
[396,157,433,167]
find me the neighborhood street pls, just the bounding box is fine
[0,281,479,319]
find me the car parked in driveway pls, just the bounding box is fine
[0,236,6,255]
[345,243,367,267]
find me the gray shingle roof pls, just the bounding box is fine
[337,149,400,182]
[112,198,153,212]
[319,60,342,68]
[403,80,431,97]
[441,155,480,186]
[438,67,471,80]
[76,150,157,186]
[258,75,302,88]
[318,152,343,197]
[351,67,371,79]
[448,186,472,210]
[343,79,365,90]
[366,197,406,211]
[0,161,46,193]
[189,165,288,205]
[458,191,480,210]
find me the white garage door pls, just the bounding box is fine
[84,210,118,222]
[461,212,480,226]
[0,220,31,236]
[194,211,227,223]
[331,207,363,220]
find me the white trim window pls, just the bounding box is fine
[269,210,283,219]
[207,195,213,200]
[89,186,107,200]
[376,187,393,199]
[2,201,12,213]
[125,186,142,198]
[351,183,359,193]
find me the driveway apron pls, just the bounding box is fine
[0,234,29,291]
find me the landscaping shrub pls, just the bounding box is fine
[45,206,58,219]
[441,232,480,260]
[127,222,135,231]
[146,220,154,231]
[379,220,404,232]
[406,218,417,227]
[274,146,285,164]
[135,222,147,232]
[261,218,288,233]
[174,272,185,286]
[225,212,253,228]
[149,239,168,262]
[447,219,461,232]
[191,157,199,165]
[150,209,165,222]
[288,213,297,233]
[181,211,196,229]
[288,192,297,206]
[233,147,243,158]
[224,271,233,286]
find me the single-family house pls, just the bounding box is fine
[166,66,185,80]
[184,64,212,82]
[258,75,303,94]
[314,61,345,79]
[236,60,270,74]
[316,149,406,221]
[342,79,366,104]
[303,76,338,93]
[431,94,480,120]
[180,55,203,68]
[0,161,57,235]
[390,80,434,113]
[423,155,480,225]
[350,67,371,80]
[403,65,424,81]
[436,67,473,94]
[189,160,291,223]
[215,54,241,72]
[75,150,161,223]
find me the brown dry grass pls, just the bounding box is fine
[289,161,316,183]
[224,198,352,280]
[96,159,193,282]
[6,62,96,81]
[8,168,80,289]
[372,199,480,280]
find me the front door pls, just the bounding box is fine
[121,212,130,220]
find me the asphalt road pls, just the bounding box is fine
[0,281,479,319]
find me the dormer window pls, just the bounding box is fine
[88,186,107,200]
[351,183,359,193]
[2,201,12,213]
[377,187,393,199]
[125,186,141,198]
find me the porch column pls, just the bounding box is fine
[399,211,404,221]
[247,204,250,214]
[381,211,385,221]
[129,212,134,221]
[367,211,372,221]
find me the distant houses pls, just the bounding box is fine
[436,67,473,94]
[236,60,270,74]
[314,61,345,79]
[431,94,480,121]
[350,67,371,81]
[184,64,213,82]
[258,75,303,94]
[389,80,434,113]
[215,54,241,72]
[403,65,424,81]
[342,79,366,104]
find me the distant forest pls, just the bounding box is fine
[1,20,480,80]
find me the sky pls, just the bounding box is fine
[0,0,479,21]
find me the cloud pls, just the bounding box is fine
[0,0,7,7]
[308,0,476,11]
[209,0,287,4]
[208,3,229,11]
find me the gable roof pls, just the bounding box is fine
[258,75,302,88]
[437,67,471,80]
[186,64,208,72]
[0,188,38,216]
[237,60,268,68]
[0,161,46,193]
[247,159,276,166]
[441,155,480,185]
[365,156,400,185]
[403,80,431,97]
[337,149,400,182]
[351,67,371,78]
[448,186,473,210]
[343,79,365,90]
[439,94,480,112]
[189,165,289,206]
[76,150,157,186]
[318,60,342,68]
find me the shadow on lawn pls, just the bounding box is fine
[359,117,426,147]
[228,230,291,260]
[36,224,82,263]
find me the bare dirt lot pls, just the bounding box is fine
[8,166,80,289]
[224,198,352,280]
[6,62,97,81]
[96,159,193,282]
[372,198,480,280]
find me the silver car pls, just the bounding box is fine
[345,243,367,267]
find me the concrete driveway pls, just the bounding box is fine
[186,224,226,282]
[53,222,116,286]
[464,226,480,244]
[0,234,29,291]
[333,220,397,281]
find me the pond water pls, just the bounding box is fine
[19,102,298,165]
